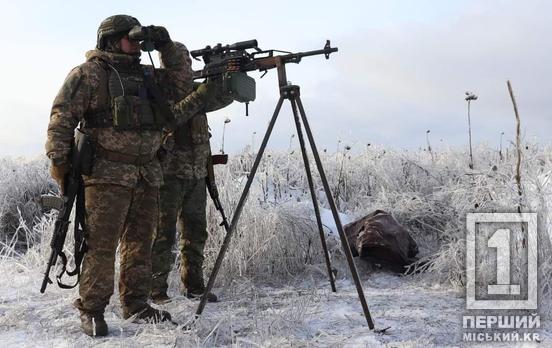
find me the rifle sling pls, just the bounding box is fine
[68,178,87,277]
[56,177,88,289]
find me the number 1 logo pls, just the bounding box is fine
[487,229,520,296]
[466,213,537,310]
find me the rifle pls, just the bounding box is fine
[206,154,230,232]
[40,128,92,293]
[191,40,338,115]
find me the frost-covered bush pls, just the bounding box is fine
[1,143,551,314]
[0,156,57,251]
[204,142,552,308]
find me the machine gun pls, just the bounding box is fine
[191,40,338,115]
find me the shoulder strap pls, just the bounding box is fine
[93,59,110,108]
[82,60,112,129]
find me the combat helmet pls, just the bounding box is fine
[96,15,141,50]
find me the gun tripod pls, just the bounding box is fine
[197,59,376,330]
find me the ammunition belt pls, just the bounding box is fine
[96,146,156,165]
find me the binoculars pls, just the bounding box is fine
[128,25,158,52]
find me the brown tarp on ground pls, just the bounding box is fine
[344,210,418,272]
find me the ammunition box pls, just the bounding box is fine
[222,72,256,103]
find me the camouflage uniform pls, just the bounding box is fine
[45,41,193,318]
[151,85,232,299]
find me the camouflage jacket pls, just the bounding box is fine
[45,42,193,188]
[161,83,233,180]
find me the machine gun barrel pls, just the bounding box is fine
[280,41,338,63]
[244,40,338,72]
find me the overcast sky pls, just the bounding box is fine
[0,0,549,157]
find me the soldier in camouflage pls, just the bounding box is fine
[151,75,232,304]
[45,15,223,337]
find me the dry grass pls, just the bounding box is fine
[1,143,551,317]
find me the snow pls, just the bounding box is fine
[318,208,351,238]
[1,259,550,347]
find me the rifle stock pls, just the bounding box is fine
[40,250,56,293]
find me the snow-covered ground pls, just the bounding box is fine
[0,263,508,347]
[1,259,549,347]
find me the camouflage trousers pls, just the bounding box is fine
[74,179,158,315]
[151,176,208,296]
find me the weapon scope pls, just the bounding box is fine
[191,39,259,59]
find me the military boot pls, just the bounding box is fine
[185,287,218,302]
[123,304,172,324]
[150,291,172,305]
[183,263,218,302]
[79,311,108,337]
[74,299,108,337]
[73,299,108,337]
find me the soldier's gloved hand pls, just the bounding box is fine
[152,26,171,50]
[50,162,70,191]
[195,81,222,104]
[172,81,226,125]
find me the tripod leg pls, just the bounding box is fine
[295,96,375,330]
[195,96,285,317]
[289,97,336,292]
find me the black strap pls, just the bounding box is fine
[71,178,87,274]
[56,177,87,289]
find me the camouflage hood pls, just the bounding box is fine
[85,49,141,67]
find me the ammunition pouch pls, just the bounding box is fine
[111,95,133,130]
[111,94,164,131]
[84,98,165,131]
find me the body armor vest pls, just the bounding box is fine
[84,61,167,131]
